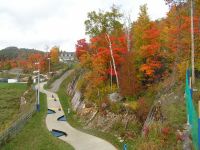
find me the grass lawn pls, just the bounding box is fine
[57,76,133,150]
[0,83,27,132]
[0,73,16,78]
[2,93,74,150]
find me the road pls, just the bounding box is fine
[39,70,116,150]
[49,70,73,93]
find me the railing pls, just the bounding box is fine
[0,104,36,147]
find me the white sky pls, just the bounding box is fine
[0,0,169,52]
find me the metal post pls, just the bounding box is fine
[35,85,38,109]
[191,0,195,85]
[48,58,50,74]
[36,63,40,112]
[199,101,200,149]
[37,69,40,111]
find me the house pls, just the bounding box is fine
[59,51,76,63]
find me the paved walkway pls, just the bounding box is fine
[49,70,74,93]
[39,71,116,150]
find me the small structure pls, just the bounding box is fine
[59,51,76,63]
[0,78,18,83]
[8,79,18,83]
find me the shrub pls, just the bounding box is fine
[111,121,124,134]
[161,127,170,136]
[135,98,150,122]
[125,101,138,111]
[110,102,124,114]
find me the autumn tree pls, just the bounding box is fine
[84,5,123,37]
[75,33,127,101]
[119,51,141,96]
[139,22,167,83]
[84,6,125,90]
[76,39,89,60]
[132,4,151,52]
[50,46,59,64]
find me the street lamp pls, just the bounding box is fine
[35,62,40,112]
[47,57,50,74]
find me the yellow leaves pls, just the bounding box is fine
[125,101,138,111]
[50,46,59,64]
[79,52,92,69]
[177,61,188,80]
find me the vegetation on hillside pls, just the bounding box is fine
[0,47,43,60]
[0,83,27,132]
[75,1,200,115]
[1,93,74,150]
[0,46,66,74]
[72,1,200,149]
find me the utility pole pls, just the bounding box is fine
[191,0,195,85]
[48,57,50,74]
[37,68,40,111]
[35,62,40,112]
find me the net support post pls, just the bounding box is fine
[198,101,200,149]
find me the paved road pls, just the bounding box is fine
[49,70,74,93]
[39,71,116,150]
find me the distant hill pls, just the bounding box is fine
[0,47,44,60]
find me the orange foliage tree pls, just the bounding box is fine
[50,46,59,64]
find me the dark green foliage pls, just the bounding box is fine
[0,47,44,60]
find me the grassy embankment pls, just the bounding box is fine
[0,83,27,132]
[57,73,138,150]
[2,93,74,150]
[0,73,16,78]
[57,70,193,149]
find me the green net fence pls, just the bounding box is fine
[185,70,198,150]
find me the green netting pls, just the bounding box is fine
[185,71,198,150]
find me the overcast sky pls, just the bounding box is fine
[0,0,169,52]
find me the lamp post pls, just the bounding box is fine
[47,57,50,74]
[190,0,195,85]
[35,62,40,112]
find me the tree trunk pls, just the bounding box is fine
[105,33,120,90]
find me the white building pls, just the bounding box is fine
[59,51,76,63]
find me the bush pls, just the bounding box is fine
[126,120,141,136]
[135,98,150,122]
[125,101,138,112]
[110,102,125,114]
[111,121,124,133]
[138,141,162,150]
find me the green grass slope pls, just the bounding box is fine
[2,93,74,150]
[0,83,27,132]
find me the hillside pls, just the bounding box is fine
[0,47,44,60]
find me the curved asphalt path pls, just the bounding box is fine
[39,70,116,150]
